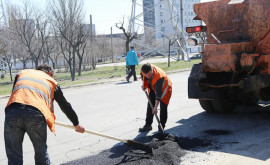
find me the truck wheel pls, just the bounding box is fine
[211,88,237,113]
[199,99,215,112]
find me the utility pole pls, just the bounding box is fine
[180,0,183,30]
[179,0,184,61]
[111,27,113,63]
[90,15,93,46]
[131,0,136,47]
[90,14,95,69]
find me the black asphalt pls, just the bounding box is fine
[62,133,213,165]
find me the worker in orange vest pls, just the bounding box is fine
[139,63,172,132]
[4,64,85,165]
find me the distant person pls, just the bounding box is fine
[4,64,85,165]
[126,46,139,82]
[139,63,172,132]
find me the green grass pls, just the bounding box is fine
[0,59,201,96]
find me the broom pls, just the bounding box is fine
[54,121,153,153]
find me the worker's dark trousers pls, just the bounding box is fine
[127,65,137,81]
[145,90,168,128]
[4,104,50,165]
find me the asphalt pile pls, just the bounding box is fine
[62,133,211,165]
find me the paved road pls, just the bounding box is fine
[1,71,270,164]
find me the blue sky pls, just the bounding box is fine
[8,0,213,35]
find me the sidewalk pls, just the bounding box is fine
[96,56,175,68]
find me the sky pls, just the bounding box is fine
[8,0,214,35]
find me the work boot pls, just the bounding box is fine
[139,125,152,132]
[126,77,129,82]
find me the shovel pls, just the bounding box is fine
[144,91,164,133]
[54,121,153,153]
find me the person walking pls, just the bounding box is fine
[126,46,139,82]
[4,64,85,165]
[139,63,172,132]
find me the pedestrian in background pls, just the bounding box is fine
[126,46,139,82]
[139,63,172,132]
[4,64,85,165]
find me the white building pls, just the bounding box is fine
[143,0,201,39]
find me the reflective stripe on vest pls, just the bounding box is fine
[14,77,53,109]
[161,77,169,100]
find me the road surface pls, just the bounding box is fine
[1,71,270,164]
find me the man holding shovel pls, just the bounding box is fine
[4,64,85,165]
[139,63,172,133]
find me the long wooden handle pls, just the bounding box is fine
[54,121,127,143]
[144,91,164,132]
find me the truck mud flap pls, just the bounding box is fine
[188,64,214,99]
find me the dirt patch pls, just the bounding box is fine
[62,133,212,165]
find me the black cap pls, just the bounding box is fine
[130,46,134,49]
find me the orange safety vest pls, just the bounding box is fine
[141,65,172,105]
[6,69,58,132]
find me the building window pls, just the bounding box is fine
[160,12,163,16]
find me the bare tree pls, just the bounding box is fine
[43,35,57,67]
[76,25,89,76]
[50,0,87,81]
[84,37,97,70]
[116,17,138,54]
[13,40,30,69]
[9,2,50,68]
[96,36,110,63]
[55,35,73,75]
[0,43,13,81]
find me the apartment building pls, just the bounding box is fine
[143,0,201,39]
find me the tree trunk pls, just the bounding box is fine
[91,57,96,69]
[68,61,73,81]
[77,49,83,76]
[23,62,26,69]
[8,61,13,82]
[35,59,39,69]
[78,58,82,76]
[71,48,76,81]
[125,40,130,54]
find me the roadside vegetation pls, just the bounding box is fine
[0,59,201,96]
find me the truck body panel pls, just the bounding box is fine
[187,0,270,112]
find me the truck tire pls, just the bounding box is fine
[199,99,215,112]
[211,88,237,113]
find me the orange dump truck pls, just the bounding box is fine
[188,0,270,113]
